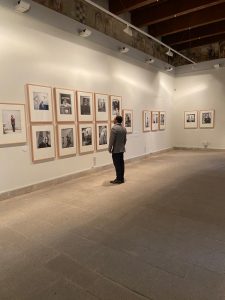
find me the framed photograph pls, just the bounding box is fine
[57,124,76,157]
[27,84,53,122]
[78,123,95,154]
[110,95,122,121]
[96,123,109,151]
[184,111,198,128]
[159,111,166,130]
[77,91,93,122]
[95,93,109,122]
[31,124,55,162]
[123,109,133,133]
[0,103,26,145]
[199,110,214,128]
[55,88,75,122]
[143,110,151,132]
[151,111,159,131]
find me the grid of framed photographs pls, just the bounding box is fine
[184,110,215,129]
[142,110,166,132]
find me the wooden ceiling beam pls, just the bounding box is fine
[162,21,225,46]
[108,0,158,15]
[148,2,225,36]
[131,0,225,27]
[173,33,225,50]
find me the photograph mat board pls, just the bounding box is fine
[55,88,75,122]
[95,93,109,121]
[96,123,109,150]
[110,95,122,121]
[77,91,93,122]
[79,123,95,153]
[57,124,76,157]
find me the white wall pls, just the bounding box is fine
[0,1,174,194]
[174,69,225,149]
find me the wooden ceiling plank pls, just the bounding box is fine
[132,0,225,27]
[148,2,225,36]
[109,0,158,15]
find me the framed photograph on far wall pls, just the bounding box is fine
[199,110,214,128]
[77,91,93,122]
[57,124,76,157]
[110,95,122,121]
[31,124,55,162]
[55,88,75,122]
[184,111,198,128]
[78,123,95,154]
[95,93,109,122]
[96,123,109,151]
[143,110,151,132]
[159,111,166,130]
[151,111,159,131]
[123,109,133,133]
[0,103,27,145]
[27,84,53,122]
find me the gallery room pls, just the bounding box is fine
[1,0,225,299]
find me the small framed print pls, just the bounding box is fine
[151,111,159,131]
[27,84,53,122]
[95,93,109,122]
[78,123,95,154]
[110,95,122,121]
[55,88,75,122]
[77,91,93,122]
[0,103,26,145]
[184,111,198,128]
[143,110,151,132]
[199,110,214,128]
[123,109,133,133]
[31,125,55,162]
[57,124,76,157]
[96,123,109,151]
[159,111,166,130]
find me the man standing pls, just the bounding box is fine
[108,115,127,184]
[11,115,15,132]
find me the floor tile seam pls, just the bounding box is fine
[183,261,225,280]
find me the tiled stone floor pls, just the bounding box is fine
[1,150,225,299]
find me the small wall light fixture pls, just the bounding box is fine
[123,24,133,37]
[119,46,129,54]
[79,28,92,38]
[166,48,174,57]
[145,57,155,64]
[165,66,173,72]
[15,0,31,13]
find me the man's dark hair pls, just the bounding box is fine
[115,115,123,123]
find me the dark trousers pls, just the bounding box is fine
[112,152,124,181]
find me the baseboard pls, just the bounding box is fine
[0,147,173,201]
[173,146,225,152]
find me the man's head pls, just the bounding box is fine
[114,115,123,124]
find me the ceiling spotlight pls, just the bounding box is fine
[79,28,92,38]
[119,46,129,54]
[145,58,155,64]
[165,66,173,72]
[123,25,133,37]
[15,0,31,13]
[166,49,174,57]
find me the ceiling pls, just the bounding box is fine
[108,0,225,64]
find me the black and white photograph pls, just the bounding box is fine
[96,123,109,151]
[200,110,214,128]
[61,128,74,148]
[31,125,55,161]
[82,127,92,146]
[151,111,159,131]
[110,95,122,121]
[143,110,151,132]
[0,103,26,145]
[57,124,76,157]
[55,88,75,122]
[184,111,198,128]
[78,123,94,153]
[159,111,166,130]
[95,93,109,121]
[27,84,53,122]
[123,109,133,133]
[77,91,93,122]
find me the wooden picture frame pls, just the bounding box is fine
[199,110,214,128]
[95,93,109,122]
[55,88,75,122]
[159,111,166,130]
[184,111,198,128]
[57,124,76,157]
[123,109,133,133]
[31,124,55,162]
[27,84,53,123]
[143,110,151,132]
[77,91,93,122]
[78,123,95,154]
[0,103,26,145]
[110,95,122,121]
[151,111,159,131]
[96,122,109,151]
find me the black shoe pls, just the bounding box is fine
[110,179,124,184]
